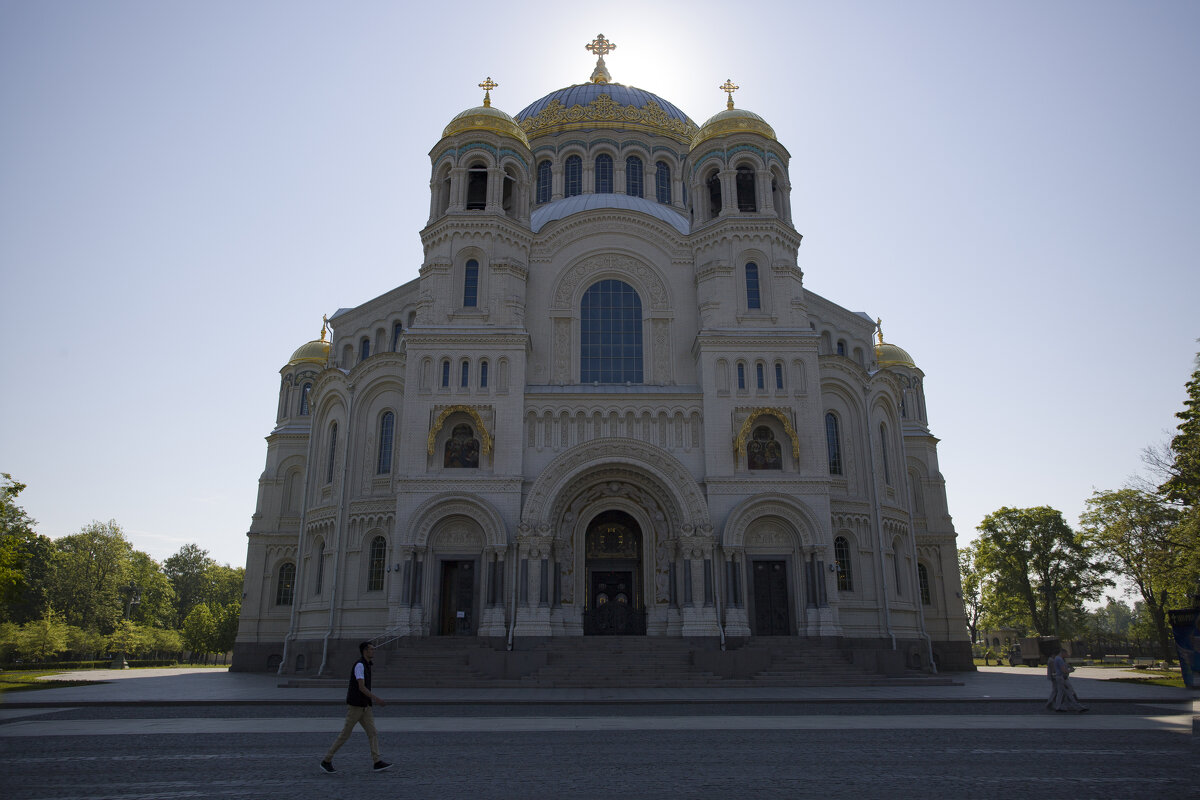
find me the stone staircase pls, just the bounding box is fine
[282,636,950,689]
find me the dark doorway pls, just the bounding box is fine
[752,560,791,635]
[439,560,475,636]
[583,510,645,635]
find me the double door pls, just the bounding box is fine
[752,560,791,636]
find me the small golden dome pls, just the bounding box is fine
[874,341,916,369]
[693,106,777,149]
[288,338,330,367]
[442,105,530,148]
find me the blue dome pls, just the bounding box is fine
[531,194,690,235]
[516,83,692,125]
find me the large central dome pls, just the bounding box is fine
[515,83,698,143]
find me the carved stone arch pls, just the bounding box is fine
[458,144,499,168]
[522,438,709,534]
[426,404,493,456]
[734,408,800,460]
[552,251,671,311]
[409,494,507,550]
[722,493,824,553]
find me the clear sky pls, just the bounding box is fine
[2,1,1197,569]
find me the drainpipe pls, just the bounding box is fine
[506,539,520,650]
[318,380,355,676]
[863,393,896,651]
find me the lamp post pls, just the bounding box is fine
[110,582,141,670]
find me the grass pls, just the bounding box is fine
[0,670,103,695]
[1108,670,1191,689]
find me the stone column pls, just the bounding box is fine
[678,531,721,637]
[448,167,467,212]
[723,548,751,637]
[514,531,553,636]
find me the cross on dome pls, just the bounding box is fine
[720,79,740,110]
[478,76,498,107]
[586,33,616,84]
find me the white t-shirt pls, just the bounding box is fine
[354,662,365,681]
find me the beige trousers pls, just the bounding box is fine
[323,705,380,763]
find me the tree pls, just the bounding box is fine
[212,602,241,662]
[1081,488,1185,659]
[957,541,985,643]
[15,612,71,661]
[46,520,133,632]
[164,544,218,628]
[1158,352,1200,602]
[0,474,40,618]
[126,551,176,629]
[975,506,1110,636]
[181,603,217,664]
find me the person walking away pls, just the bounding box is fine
[321,642,393,773]
[1050,648,1088,713]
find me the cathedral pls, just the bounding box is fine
[232,36,972,676]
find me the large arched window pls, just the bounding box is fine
[359,337,370,362]
[745,262,761,309]
[625,156,643,198]
[367,536,386,591]
[892,535,904,594]
[655,161,671,204]
[918,563,932,605]
[595,154,613,193]
[536,159,552,204]
[834,536,853,591]
[325,423,337,484]
[391,322,402,351]
[314,541,325,596]
[466,162,487,209]
[880,423,892,485]
[298,383,312,416]
[275,562,295,606]
[825,413,843,475]
[736,165,757,211]
[564,155,582,197]
[580,279,643,384]
[377,411,394,475]
[463,259,479,307]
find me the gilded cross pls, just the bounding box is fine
[720,79,740,110]
[876,317,884,345]
[586,33,617,58]
[478,76,498,107]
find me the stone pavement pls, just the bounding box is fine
[1,664,1194,707]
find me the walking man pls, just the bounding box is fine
[1049,647,1088,713]
[320,642,392,773]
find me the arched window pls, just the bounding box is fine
[564,155,582,197]
[706,170,722,218]
[479,359,489,388]
[314,541,325,595]
[745,262,761,309]
[359,337,370,362]
[444,423,480,468]
[836,339,847,357]
[463,259,479,307]
[774,363,784,390]
[460,360,469,387]
[299,383,312,416]
[392,322,402,351]
[655,161,671,204]
[834,536,853,591]
[918,563,932,605]
[325,423,337,484]
[377,411,394,475]
[367,536,386,591]
[625,156,643,198]
[880,423,892,485]
[466,162,487,209]
[595,154,613,193]
[825,413,843,475]
[755,363,765,390]
[747,425,782,470]
[536,159,552,204]
[893,536,904,594]
[737,362,746,390]
[441,360,450,388]
[275,562,295,606]
[580,279,642,384]
[736,165,756,211]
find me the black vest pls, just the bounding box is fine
[346,657,372,707]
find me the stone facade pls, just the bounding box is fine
[232,44,972,675]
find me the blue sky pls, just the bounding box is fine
[2,1,1197,569]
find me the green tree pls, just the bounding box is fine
[147,627,183,659]
[975,506,1110,636]
[212,601,241,661]
[164,544,218,627]
[15,612,71,661]
[1158,352,1200,602]
[1081,488,1185,659]
[126,551,176,629]
[47,520,133,632]
[957,541,985,643]
[181,603,217,664]
[208,564,245,608]
[0,474,40,619]
[1085,598,1135,639]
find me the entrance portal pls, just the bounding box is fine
[583,511,645,635]
[752,560,791,635]
[438,560,476,636]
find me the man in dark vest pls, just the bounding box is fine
[320,641,392,773]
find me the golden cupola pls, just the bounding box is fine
[441,77,530,148]
[692,79,777,150]
[288,318,331,367]
[873,318,916,369]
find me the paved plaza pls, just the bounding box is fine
[1,667,1195,799]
